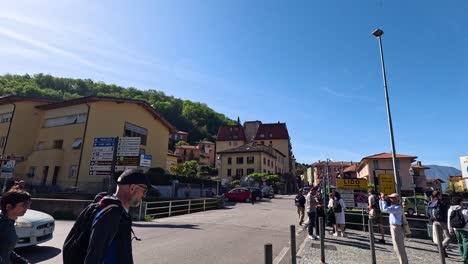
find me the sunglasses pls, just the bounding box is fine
[135,184,148,195]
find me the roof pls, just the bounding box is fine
[175,145,198,149]
[36,96,176,133]
[0,95,58,105]
[312,161,355,167]
[362,152,418,160]
[254,123,289,140]
[217,142,285,157]
[343,164,357,173]
[448,175,463,181]
[426,178,446,183]
[216,125,246,141]
[357,152,418,171]
[198,140,215,144]
[411,164,430,169]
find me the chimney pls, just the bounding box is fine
[417,161,422,166]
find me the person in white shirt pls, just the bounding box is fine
[379,193,408,264]
[447,197,468,263]
[305,189,319,240]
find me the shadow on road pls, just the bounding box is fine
[133,223,201,229]
[16,246,61,264]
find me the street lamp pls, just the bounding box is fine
[372,28,401,195]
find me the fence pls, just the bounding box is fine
[144,198,220,218]
[344,210,430,238]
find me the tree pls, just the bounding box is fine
[175,141,189,147]
[182,160,199,177]
[169,163,184,176]
[237,116,241,124]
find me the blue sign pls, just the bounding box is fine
[94,137,116,147]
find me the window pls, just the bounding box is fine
[227,169,232,176]
[229,127,233,131]
[229,141,232,146]
[236,168,244,177]
[236,157,244,164]
[373,160,379,169]
[69,165,78,178]
[267,160,270,166]
[413,169,420,176]
[44,113,87,127]
[247,168,254,175]
[233,135,238,139]
[263,157,266,165]
[53,140,63,149]
[28,167,36,177]
[263,169,266,173]
[396,160,400,170]
[0,136,5,148]
[233,142,238,146]
[228,157,232,164]
[269,133,273,138]
[247,156,254,164]
[260,141,264,145]
[269,141,272,145]
[260,134,265,138]
[72,138,82,149]
[234,127,239,131]
[0,112,12,123]
[124,122,147,145]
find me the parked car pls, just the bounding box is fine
[402,196,427,216]
[249,188,262,201]
[0,209,55,248]
[261,186,274,199]
[223,188,252,202]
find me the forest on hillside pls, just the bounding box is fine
[0,74,235,144]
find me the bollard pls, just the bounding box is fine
[434,222,446,264]
[362,209,366,231]
[368,219,376,264]
[319,217,325,264]
[290,225,297,264]
[264,243,273,264]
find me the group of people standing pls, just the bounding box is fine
[295,188,347,240]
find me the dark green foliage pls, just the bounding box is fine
[0,74,235,143]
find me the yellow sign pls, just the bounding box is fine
[379,174,396,195]
[336,179,368,190]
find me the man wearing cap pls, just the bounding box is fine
[83,169,149,264]
[379,192,408,264]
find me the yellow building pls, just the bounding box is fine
[216,142,285,181]
[448,176,465,193]
[166,152,178,171]
[0,95,175,193]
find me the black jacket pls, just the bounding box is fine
[0,213,29,264]
[84,195,133,264]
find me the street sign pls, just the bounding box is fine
[460,156,468,179]
[89,171,112,176]
[140,154,152,167]
[336,179,368,190]
[90,137,117,176]
[116,137,140,156]
[90,165,112,171]
[115,166,138,171]
[379,174,396,195]
[0,160,15,179]
[94,138,117,147]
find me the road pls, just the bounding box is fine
[17,195,304,264]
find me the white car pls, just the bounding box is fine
[13,209,55,248]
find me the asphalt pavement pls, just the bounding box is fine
[17,195,301,264]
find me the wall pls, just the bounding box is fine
[216,140,245,153]
[255,139,290,173]
[365,158,415,191]
[78,101,170,192]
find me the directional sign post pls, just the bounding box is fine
[336,179,368,190]
[89,138,117,177]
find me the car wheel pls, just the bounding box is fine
[407,208,415,216]
[256,196,261,201]
[224,197,229,202]
[245,197,251,203]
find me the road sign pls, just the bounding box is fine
[115,165,138,171]
[116,137,140,156]
[89,171,111,176]
[0,160,15,179]
[90,137,117,175]
[379,174,396,195]
[94,137,117,147]
[336,179,368,190]
[140,155,152,167]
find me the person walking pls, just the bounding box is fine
[295,189,306,226]
[380,193,408,264]
[306,189,319,240]
[0,189,31,264]
[327,192,337,234]
[332,191,346,237]
[63,169,150,264]
[428,191,450,256]
[368,188,385,244]
[448,197,468,263]
[315,192,326,238]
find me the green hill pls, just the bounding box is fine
[0,73,235,144]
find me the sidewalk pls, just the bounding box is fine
[297,228,463,264]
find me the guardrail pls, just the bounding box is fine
[145,198,220,218]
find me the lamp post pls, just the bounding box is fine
[372,28,401,195]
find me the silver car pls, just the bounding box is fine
[13,209,55,248]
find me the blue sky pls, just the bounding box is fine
[1,1,467,168]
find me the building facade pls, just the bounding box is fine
[174,141,216,166]
[169,131,188,143]
[426,178,445,192]
[312,161,356,188]
[0,96,175,193]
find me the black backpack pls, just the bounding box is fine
[63,199,122,264]
[449,208,466,229]
[372,195,381,211]
[295,195,301,207]
[333,199,342,213]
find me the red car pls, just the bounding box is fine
[224,188,252,202]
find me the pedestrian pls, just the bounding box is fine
[306,188,319,240]
[9,180,26,191]
[295,189,306,225]
[331,191,346,237]
[428,191,450,256]
[63,169,149,264]
[368,188,385,244]
[251,189,254,205]
[380,193,408,264]
[327,192,336,234]
[448,197,468,263]
[314,191,326,238]
[0,189,31,264]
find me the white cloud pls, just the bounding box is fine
[0,47,46,60]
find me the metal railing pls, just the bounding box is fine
[344,210,430,232]
[145,198,219,218]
